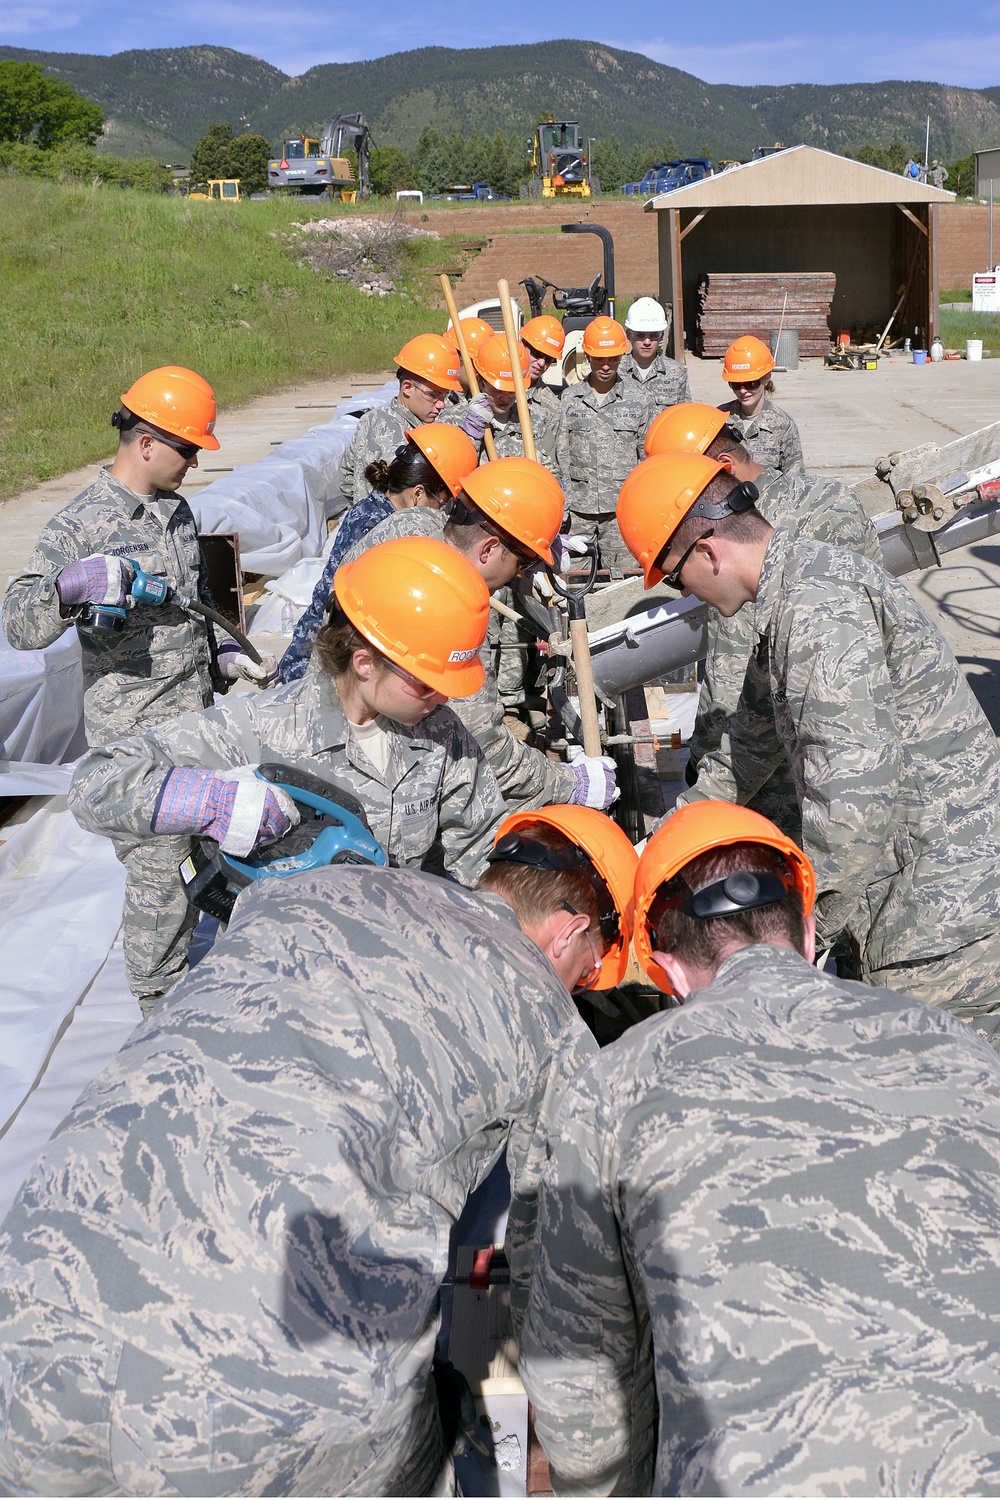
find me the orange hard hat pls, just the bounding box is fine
[521,315,566,358]
[617,452,726,587]
[634,801,816,994]
[645,402,729,458]
[460,456,564,566]
[406,423,478,498]
[581,316,629,357]
[473,333,530,392]
[444,317,495,357]
[722,335,775,383]
[120,366,220,451]
[394,334,463,393]
[333,535,488,699]
[491,805,639,989]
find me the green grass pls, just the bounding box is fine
[939,308,1000,355]
[940,286,973,302]
[0,179,470,499]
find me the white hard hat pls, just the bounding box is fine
[624,297,668,333]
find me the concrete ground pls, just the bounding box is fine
[3,349,1000,727]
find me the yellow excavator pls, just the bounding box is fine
[523,118,597,199]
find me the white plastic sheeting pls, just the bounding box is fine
[0,800,126,1150]
[190,382,397,577]
[0,624,85,764]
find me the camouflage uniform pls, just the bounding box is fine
[679,529,1000,1029]
[690,469,884,834]
[0,867,597,1498]
[2,467,225,1000]
[556,380,655,572]
[278,489,396,684]
[521,941,1000,1497]
[618,350,691,408]
[68,661,507,987]
[526,380,564,423]
[342,509,576,809]
[337,395,418,503]
[720,395,805,475]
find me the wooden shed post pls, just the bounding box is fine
[669,209,685,362]
[928,204,939,343]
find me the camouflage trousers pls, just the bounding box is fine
[867,926,1000,1052]
[0,1289,451,1497]
[113,831,198,1004]
[492,588,538,710]
[566,509,636,577]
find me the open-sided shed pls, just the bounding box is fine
[646,145,953,361]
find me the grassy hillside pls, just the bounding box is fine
[0,179,459,498]
[1,40,998,163]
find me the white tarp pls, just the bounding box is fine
[0,624,85,765]
[190,383,397,577]
[0,800,126,1145]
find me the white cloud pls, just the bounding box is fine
[0,3,82,38]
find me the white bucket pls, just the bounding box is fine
[968,339,984,361]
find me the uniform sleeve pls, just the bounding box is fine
[532,408,561,479]
[688,607,756,766]
[519,1063,655,1497]
[779,412,806,476]
[278,551,338,684]
[434,717,509,886]
[814,481,883,564]
[680,633,787,810]
[770,586,903,944]
[456,667,576,810]
[2,509,90,651]
[555,398,576,515]
[68,699,263,838]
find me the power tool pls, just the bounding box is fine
[179,764,388,923]
[80,558,264,665]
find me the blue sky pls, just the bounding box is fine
[3,0,1000,88]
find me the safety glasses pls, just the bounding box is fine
[663,528,714,591]
[138,427,200,462]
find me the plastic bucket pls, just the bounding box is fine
[912,349,928,364]
[769,328,798,370]
[968,339,984,361]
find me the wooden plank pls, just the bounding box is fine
[669,208,685,363]
[896,203,929,237]
[679,210,709,241]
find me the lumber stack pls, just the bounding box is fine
[696,272,836,357]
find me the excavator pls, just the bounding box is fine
[267,114,374,200]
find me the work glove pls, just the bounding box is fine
[568,755,619,810]
[460,393,493,443]
[550,534,593,574]
[152,766,300,857]
[55,555,134,609]
[217,642,278,686]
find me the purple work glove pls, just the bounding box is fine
[152,766,299,856]
[55,555,134,608]
[569,755,619,810]
[460,393,492,443]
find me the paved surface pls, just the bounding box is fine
[3,351,1000,727]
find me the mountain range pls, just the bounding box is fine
[2,39,998,165]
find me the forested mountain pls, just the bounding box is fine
[1,39,995,164]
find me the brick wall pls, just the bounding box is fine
[939,204,1000,289]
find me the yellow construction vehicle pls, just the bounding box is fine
[188,178,242,201]
[267,116,372,200]
[524,119,595,200]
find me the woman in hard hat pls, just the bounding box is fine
[520,315,566,421]
[337,333,463,502]
[719,335,804,475]
[278,423,478,684]
[556,315,657,572]
[1,364,265,1008]
[69,536,508,1011]
[620,296,691,409]
[457,333,559,473]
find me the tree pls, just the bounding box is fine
[0,60,103,149]
[189,123,234,188]
[593,135,626,192]
[224,133,270,194]
[369,145,414,195]
[948,154,974,198]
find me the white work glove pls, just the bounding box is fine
[569,755,619,810]
[218,643,278,686]
[550,534,593,575]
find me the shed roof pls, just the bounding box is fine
[645,145,954,211]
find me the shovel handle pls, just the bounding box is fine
[439,273,497,462]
